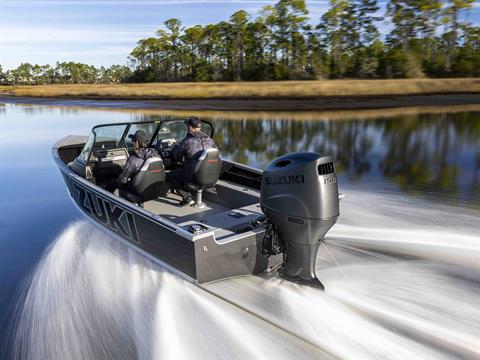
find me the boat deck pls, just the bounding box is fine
[143,182,264,241]
[144,192,229,224]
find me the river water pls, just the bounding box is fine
[0,102,479,359]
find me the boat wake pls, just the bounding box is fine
[6,191,480,359]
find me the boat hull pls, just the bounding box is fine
[53,136,281,283]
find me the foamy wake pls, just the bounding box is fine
[6,190,480,359]
[6,222,326,359]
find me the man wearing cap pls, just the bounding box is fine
[168,116,217,206]
[106,130,158,192]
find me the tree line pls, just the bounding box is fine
[0,62,132,85]
[1,0,479,85]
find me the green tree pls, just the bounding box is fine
[319,0,356,77]
[386,0,419,51]
[181,25,205,81]
[163,18,184,81]
[352,0,381,77]
[0,65,7,84]
[455,24,480,76]
[442,0,475,72]
[129,37,164,81]
[243,17,271,80]
[385,0,443,77]
[354,0,380,47]
[263,0,309,79]
[12,63,33,85]
[304,24,328,78]
[229,10,249,81]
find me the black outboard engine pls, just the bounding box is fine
[260,152,339,289]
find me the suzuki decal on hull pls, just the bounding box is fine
[66,177,140,244]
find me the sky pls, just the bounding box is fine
[1,0,479,70]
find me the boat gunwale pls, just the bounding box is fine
[52,135,203,241]
[52,135,270,246]
[52,136,268,246]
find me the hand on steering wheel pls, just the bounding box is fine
[162,138,177,148]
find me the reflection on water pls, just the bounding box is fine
[6,103,480,209]
[134,110,480,208]
[212,113,479,208]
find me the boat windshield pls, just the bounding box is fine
[157,120,213,144]
[79,119,213,162]
[78,124,129,162]
[125,123,158,150]
[93,124,128,150]
[78,132,95,163]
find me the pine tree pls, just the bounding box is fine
[386,0,419,51]
[352,0,381,77]
[442,0,475,72]
[163,19,184,81]
[319,0,356,77]
[229,10,249,81]
[263,0,309,79]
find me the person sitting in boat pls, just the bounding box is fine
[106,130,158,192]
[167,116,217,207]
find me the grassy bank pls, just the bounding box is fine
[1,79,479,99]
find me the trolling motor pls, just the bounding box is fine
[260,152,340,289]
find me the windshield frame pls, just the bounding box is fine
[152,118,215,142]
[80,118,215,163]
[78,120,158,164]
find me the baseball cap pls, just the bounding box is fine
[184,116,201,128]
[128,130,149,144]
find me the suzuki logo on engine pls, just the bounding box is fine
[264,174,305,185]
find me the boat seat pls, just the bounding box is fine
[185,148,222,208]
[120,157,166,207]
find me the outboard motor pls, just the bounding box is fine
[260,152,339,289]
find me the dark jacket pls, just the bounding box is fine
[118,148,158,185]
[172,131,216,164]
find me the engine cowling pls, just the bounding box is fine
[260,152,340,288]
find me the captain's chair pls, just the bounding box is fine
[185,148,222,208]
[120,157,166,207]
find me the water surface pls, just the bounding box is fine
[0,102,479,358]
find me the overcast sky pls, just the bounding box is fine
[1,0,479,70]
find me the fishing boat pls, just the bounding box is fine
[53,118,342,288]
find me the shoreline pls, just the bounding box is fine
[2,93,480,112]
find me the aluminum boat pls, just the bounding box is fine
[53,118,342,288]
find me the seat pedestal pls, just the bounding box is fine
[183,148,222,209]
[193,189,206,208]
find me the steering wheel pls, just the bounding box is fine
[156,139,178,166]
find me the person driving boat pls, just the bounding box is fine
[167,116,217,207]
[106,129,158,192]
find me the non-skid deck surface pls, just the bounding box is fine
[144,192,229,224]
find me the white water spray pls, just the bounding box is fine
[7,190,480,359]
[7,222,327,359]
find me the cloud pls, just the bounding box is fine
[5,45,133,57]
[3,26,150,45]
